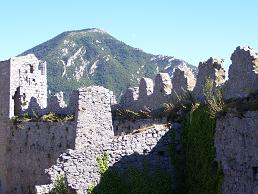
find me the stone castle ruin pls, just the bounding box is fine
[0,46,257,194]
[0,54,47,119]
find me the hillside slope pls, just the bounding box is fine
[21,28,197,98]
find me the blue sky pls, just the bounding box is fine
[0,0,257,70]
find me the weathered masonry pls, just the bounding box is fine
[0,46,258,194]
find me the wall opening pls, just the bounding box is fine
[253,167,258,181]
[29,64,34,73]
[39,62,46,75]
[13,87,21,116]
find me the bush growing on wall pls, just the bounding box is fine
[88,153,173,194]
[51,175,69,194]
[170,105,223,194]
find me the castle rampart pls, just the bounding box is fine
[5,122,76,194]
[215,111,258,194]
[223,46,258,99]
[0,46,258,194]
[8,54,47,118]
[119,67,197,111]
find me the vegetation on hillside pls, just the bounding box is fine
[21,28,196,98]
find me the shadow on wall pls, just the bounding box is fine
[91,129,174,194]
[5,118,77,193]
[112,117,167,136]
[14,90,77,118]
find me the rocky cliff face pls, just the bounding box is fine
[21,28,196,98]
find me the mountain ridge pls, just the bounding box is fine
[21,28,197,98]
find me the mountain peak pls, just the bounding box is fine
[63,28,109,36]
[20,29,196,97]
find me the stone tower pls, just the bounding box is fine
[0,54,47,193]
[0,54,47,118]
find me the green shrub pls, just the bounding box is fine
[171,105,223,194]
[203,77,225,118]
[10,112,74,124]
[97,152,109,175]
[41,112,61,122]
[88,153,173,194]
[51,175,69,194]
[10,112,32,124]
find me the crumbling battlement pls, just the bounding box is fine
[0,54,47,118]
[0,54,82,119]
[0,46,258,194]
[193,57,225,101]
[172,67,196,96]
[223,46,258,99]
[119,46,258,111]
[9,54,47,117]
[118,64,197,111]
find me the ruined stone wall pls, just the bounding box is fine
[113,117,167,135]
[9,54,47,117]
[119,68,197,112]
[37,124,172,194]
[2,45,258,194]
[193,57,225,101]
[223,46,258,99]
[0,54,78,119]
[215,111,258,194]
[5,122,76,194]
[0,60,11,119]
[36,86,115,193]
[0,60,11,193]
[172,67,196,96]
[108,124,172,174]
[35,86,173,194]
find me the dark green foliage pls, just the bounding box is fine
[89,153,173,194]
[170,106,223,194]
[91,166,173,194]
[203,78,225,118]
[51,176,69,194]
[96,152,109,175]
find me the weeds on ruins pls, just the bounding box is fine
[88,153,173,194]
[50,176,69,194]
[203,77,225,118]
[11,112,74,124]
[170,105,224,194]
